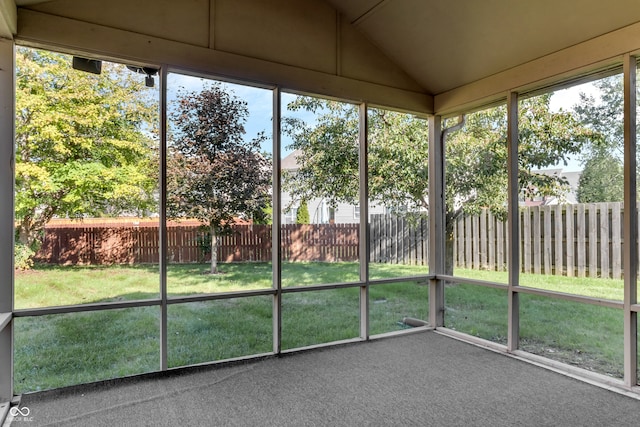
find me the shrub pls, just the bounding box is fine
[296,200,310,224]
[14,242,35,270]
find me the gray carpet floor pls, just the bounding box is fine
[11,331,640,426]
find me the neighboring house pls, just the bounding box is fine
[520,168,581,206]
[281,150,387,224]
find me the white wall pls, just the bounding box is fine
[281,193,386,225]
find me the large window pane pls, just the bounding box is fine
[367,108,429,280]
[369,281,428,335]
[520,294,623,378]
[168,297,272,368]
[281,288,359,350]
[520,77,624,301]
[281,94,360,286]
[14,47,160,308]
[444,283,507,345]
[444,106,509,284]
[15,265,159,309]
[14,307,159,393]
[166,73,273,295]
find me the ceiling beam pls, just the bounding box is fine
[15,1,55,5]
[0,0,16,39]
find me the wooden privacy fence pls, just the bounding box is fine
[37,223,277,265]
[281,224,358,262]
[453,202,625,279]
[36,223,360,265]
[35,215,429,266]
[35,205,629,278]
[369,214,429,265]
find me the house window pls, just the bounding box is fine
[354,205,360,220]
[319,200,335,224]
[284,207,297,224]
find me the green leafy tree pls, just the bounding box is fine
[15,48,158,254]
[295,199,310,224]
[282,100,430,213]
[444,95,594,271]
[572,75,640,202]
[573,76,623,158]
[167,83,271,274]
[283,98,359,209]
[284,94,594,273]
[368,108,430,213]
[253,204,273,225]
[576,151,624,203]
[448,94,595,217]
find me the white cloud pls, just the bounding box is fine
[550,81,600,112]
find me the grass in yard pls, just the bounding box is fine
[15,264,161,309]
[12,263,630,392]
[15,262,431,309]
[168,297,273,368]
[168,263,272,294]
[519,295,624,377]
[446,270,626,378]
[369,262,429,280]
[369,281,429,336]
[453,267,509,285]
[282,262,359,287]
[282,261,428,286]
[518,273,624,301]
[444,283,508,344]
[282,288,361,349]
[14,307,159,394]
[14,262,429,392]
[454,268,624,301]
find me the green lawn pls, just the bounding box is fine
[13,263,629,393]
[15,262,430,309]
[452,268,625,301]
[14,262,428,393]
[445,270,626,378]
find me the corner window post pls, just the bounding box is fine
[0,38,15,403]
[623,54,638,387]
[507,91,520,352]
[428,115,444,327]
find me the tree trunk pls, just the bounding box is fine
[210,224,218,274]
[445,234,455,276]
[444,212,456,276]
[18,220,40,249]
[18,226,31,246]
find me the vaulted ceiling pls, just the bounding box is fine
[325,0,640,94]
[4,0,640,114]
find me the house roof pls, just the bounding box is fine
[281,150,302,171]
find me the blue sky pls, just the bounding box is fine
[165,70,605,173]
